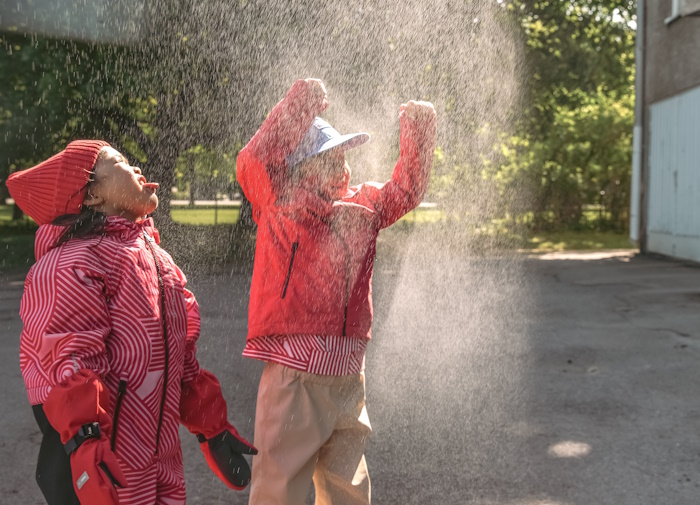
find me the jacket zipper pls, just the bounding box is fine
[110,380,127,452]
[327,229,351,337]
[282,242,298,299]
[341,242,350,336]
[143,230,170,456]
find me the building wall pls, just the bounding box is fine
[641,0,700,261]
[645,1,700,105]
[647,86,700,262]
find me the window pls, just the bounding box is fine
[666,0,700,24]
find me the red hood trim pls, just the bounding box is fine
[34,216,160,261]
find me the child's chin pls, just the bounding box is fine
[144,197,159,215]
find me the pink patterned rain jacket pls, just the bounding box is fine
[18,216,200,479]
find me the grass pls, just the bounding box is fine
[523,231,634,251]
[0,205,38,271]
[0,204,635,273]
[171,206,447,226]
[395,208,634,251]
[170,205,444,226]
[171,206,240,225]
[398,207,447,224]
[1,233,35,270]
[0,204,35,225]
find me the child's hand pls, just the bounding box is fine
[399,100,437,145]
[399,100,436,123]
[304,78,328,111]
[287,78,328,113]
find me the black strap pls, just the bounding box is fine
[63,422,102,455]
[143,230,170,455]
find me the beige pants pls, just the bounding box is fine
[249,362,372,505]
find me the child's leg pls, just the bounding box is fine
[249,363,337,505]
[107,454,184,505]
[116,463,157,505]
[312,374,371,505]
[32,405,81,505]
[154,456,186,505]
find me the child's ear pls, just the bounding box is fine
[83,192,104,208]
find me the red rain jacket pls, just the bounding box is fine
[19,217,203,470]
[237,81,435,342]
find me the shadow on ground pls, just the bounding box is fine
[1,228,699,505]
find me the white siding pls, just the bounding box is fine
[647,85,700,261]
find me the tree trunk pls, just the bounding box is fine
[148,102,182,230]
[12,203,24,221]
[150,145,177,230]
[236,193,256,231]
[188,154,196,207]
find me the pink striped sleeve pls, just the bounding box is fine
[173,265,201,384]
[20,254,111,391]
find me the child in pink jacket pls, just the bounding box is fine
[237,79,437,505]
[7,141,256,505]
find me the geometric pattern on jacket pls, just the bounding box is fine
[19,216,201,472]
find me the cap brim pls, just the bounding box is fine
[313,132,370,159]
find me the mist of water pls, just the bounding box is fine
[4,0,542,502]
[156,1,538,499]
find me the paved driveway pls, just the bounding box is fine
[2,231,699,504]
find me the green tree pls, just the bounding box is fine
[0,33,141,216]
[491,0,636,230]
[490,86,634,230]
[174,146,239,202]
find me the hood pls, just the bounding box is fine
[34,216,160,262]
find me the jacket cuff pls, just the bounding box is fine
[43,370,113,445]
[179,370,229,439]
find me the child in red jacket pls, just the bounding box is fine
[7,141,256,505]
[237,79,437,505]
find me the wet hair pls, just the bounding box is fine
[53,207,108,247]
[52,149,109,247]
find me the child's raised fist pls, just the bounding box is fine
[399,100,437,145]
[304,78,327,99]
[399,100,436,122]
[286,78,328,113]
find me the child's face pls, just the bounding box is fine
[300,148,351,200]
[84,147,159,220]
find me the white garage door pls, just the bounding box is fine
[647,85,700,261]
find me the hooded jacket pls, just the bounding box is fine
[19,217,201,470]
[237,81,436,342]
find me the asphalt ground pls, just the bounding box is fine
[2,231,699,505]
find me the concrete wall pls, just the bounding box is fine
[638,0,700,260]
[0,0,143,44]
[644,0,700,105]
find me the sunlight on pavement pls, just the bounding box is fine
[503,499,569,505]
[547,440,592,458]
[533,250,635,261]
